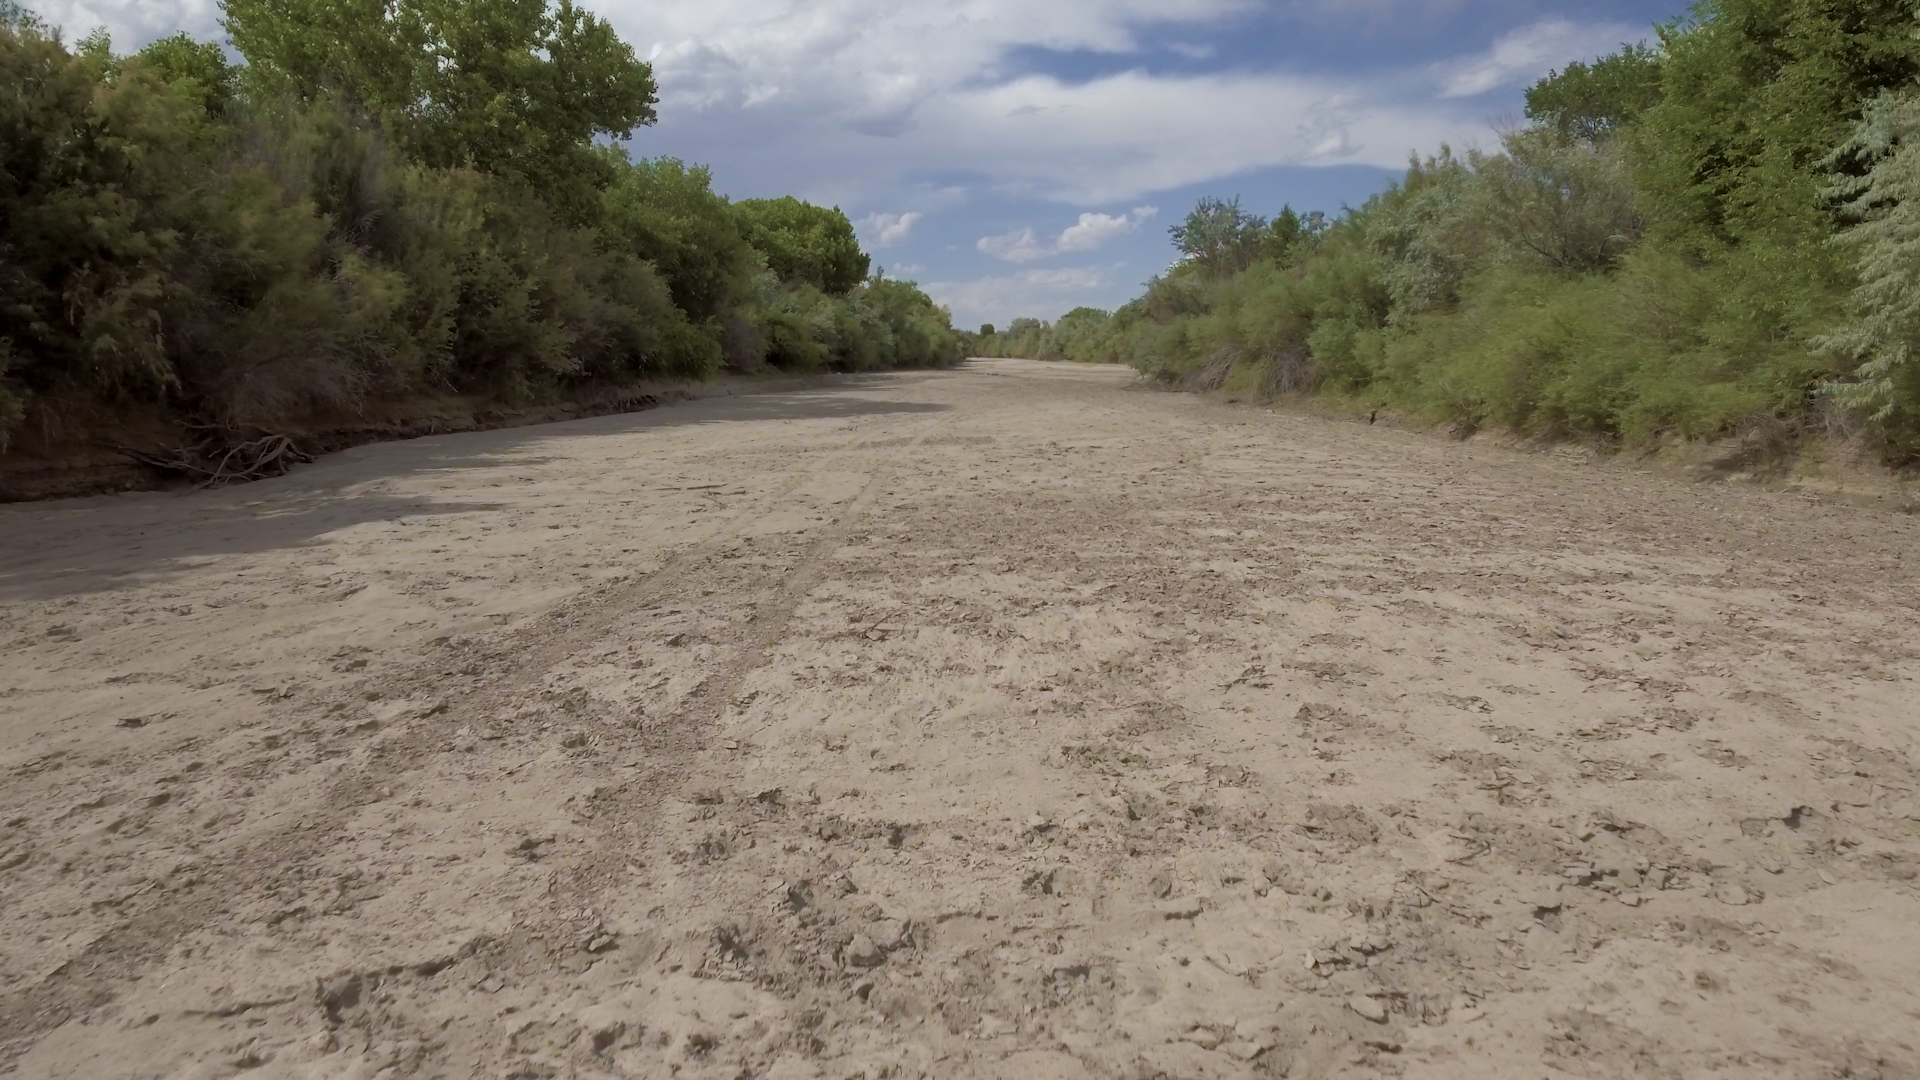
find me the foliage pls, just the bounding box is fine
[223,0,658,221]
[137,33,240,118]
[1818,88,1920,452]
[1526,43,1664,143]
[1,20,199,440]
[0,7,958,456]
[1170,196,1267,279]
[1634,0,1920,251]
[990,0,1920,463]
[1263,206,1329,265]
[733,197,869,294]
[599,157,756,326]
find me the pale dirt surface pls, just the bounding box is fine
[2,358,1918,1080]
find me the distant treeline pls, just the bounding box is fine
[0,0,963,454]
[986,0,1920,463]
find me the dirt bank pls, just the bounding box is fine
[1,359,1917,1079]
[0,370,869,504]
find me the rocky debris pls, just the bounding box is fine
[1027,865,1086,897]
[845,933,886,968]
[511,835,554,862]
[1348,933,1391,956]
[1149,869,1175,899]
[1300,803,1380,845]
[1348,995,1389,1023]
[1711,881,1753,906]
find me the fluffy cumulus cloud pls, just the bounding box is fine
[1058,206,1158,253]
[859,211,923,249]
[619,0,1642,204]
[979,206,1158,263]
[36,0,1649,209]
[977,227,1050,264]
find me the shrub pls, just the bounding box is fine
[0,8,955,456]
[990,0,1920,459]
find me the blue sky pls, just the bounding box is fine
[39,0,1686,328]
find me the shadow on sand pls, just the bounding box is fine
[0,377,953,602]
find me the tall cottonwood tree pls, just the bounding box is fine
[224,0,658,220]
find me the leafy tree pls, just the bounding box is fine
[1635,0,1920,248]
[0,3,962,461]
[979,323,996,337]
[1365,148,1487,324]
[1171,196,1267,278]
[137,33,239,118]
[224,0,658,220]
[1262,205,1328,265]
[1475,129,1643,272]
[0,16,202,440]
[1525,43,1664,143]
[733,197,869,294]
[1818,87,1920,446]
[600,157,757,326]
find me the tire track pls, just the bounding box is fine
[0,407,951,1070]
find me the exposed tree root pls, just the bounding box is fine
[117,433,313,487]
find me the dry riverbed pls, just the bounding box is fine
[1,359,1917,1079]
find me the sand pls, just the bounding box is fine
[1,358,1917,1079]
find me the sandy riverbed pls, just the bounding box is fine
[2,358,1917,1079]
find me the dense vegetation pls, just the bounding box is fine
[987,0,1920,463]
[0,0,962,455]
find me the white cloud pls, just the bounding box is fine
[51,1,1637,244]
[1438,18,1639,99]
[927,266,1111,326]
[977,227,1050,263]
[622,0,1505,205]
[930,71,1478,201]
[26,0,220,46]
[979,205,1158,264]
[1058,206,1158,252]
[860,211,923,248]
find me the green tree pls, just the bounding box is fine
[1170,196,1267,278]
[1476,129,1643,272]
[1818,87,1920,448]
[599,157,757,326]
[1525,43,1664,143]
[1635,0,1920,248]
[224,0,658,220]
[0,16,203,444]
[1262,206,1329,265]
[733,197,870,294]
[137,33,239,118]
